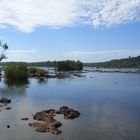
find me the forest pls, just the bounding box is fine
[84,56,140,68]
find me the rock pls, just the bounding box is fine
[0,98,11,104]
[51,128,62,135]
[5,107,12,110]
[29,122,62,134]
[29,122,47,133]
[73,73,85,77]
[33,111,55,121]
[59,106,80,120]
[7,125,10,128]
[51,121,62,128]
[29,106,80,135]
[59,106,69,112]
[30,110,62,135]
[21,118,29,121]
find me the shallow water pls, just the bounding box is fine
[0,72,140,140]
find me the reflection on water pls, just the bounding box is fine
[36,77,48,84]
[0,72,140,140]
[0,79,28,97]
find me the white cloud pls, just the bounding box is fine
[0,0,140,32]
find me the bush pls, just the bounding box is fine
[3,62,28,82]
[57,60,83,71]
[28,67,48,77]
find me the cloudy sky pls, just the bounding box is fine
[0,0,140,62]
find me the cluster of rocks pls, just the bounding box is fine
[0,98,11,104]
[29,106,80,135]
[0,98,11,111]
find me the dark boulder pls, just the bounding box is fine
[0,98,11,104]
[59,106,80,119]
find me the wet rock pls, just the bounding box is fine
[0,98,11,104]
[30,110,62,135]
[21,118,29,121]
[7,125,10,128]
[29,121,62,134]
[5,107,12,110]
[73,73,85,77]
[59,106,80,120]
[29,106,80,135]
[51,121,62,128]
[33,111,55,121]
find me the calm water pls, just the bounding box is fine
[0,72,140,140]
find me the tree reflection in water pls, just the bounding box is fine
[0,80,29,98]
[36,77,48,85]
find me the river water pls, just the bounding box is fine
[0,71,140,140]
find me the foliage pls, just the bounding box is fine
[3,62,28,82]
[84,56,140,68]
[28,67,48,77]
[0,60,83,71]
[57,60,83,71]
[27,61,57,67]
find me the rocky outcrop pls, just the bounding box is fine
[29,106,80,135]
[59,106,80,120]
[0,98,11,104]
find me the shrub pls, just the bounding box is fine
[3,62,28,82]
[57,60,83,71]
[28,67,48,77]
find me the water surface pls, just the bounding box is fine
[0,72,140,140]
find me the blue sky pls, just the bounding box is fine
[0,0,140,62]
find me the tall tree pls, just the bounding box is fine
[0,40,8,61]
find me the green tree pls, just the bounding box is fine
[4,62,28,82]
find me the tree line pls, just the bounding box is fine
[84,56,140,68]
[0,60,83,70]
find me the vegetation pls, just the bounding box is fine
[3,62,28,82]
[3,63,48,82]
[57,60,83,71]
[28,67,48,77]
[84,56,140,68]
[1,60,83,71]
[27,61,57,67]
[0,40,8,61]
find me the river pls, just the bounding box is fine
[0,70,140,140]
